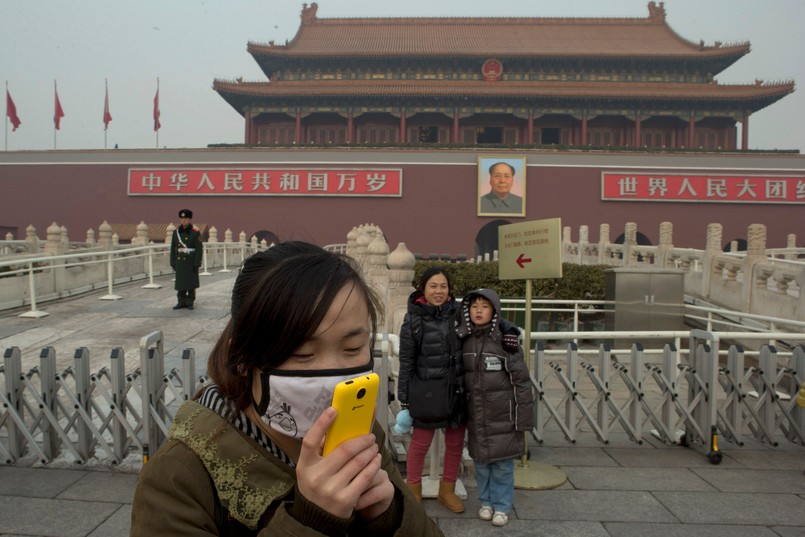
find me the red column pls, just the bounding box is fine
[295,111,302,145]
[688,114,695,148]
[634,111,641,147]
[347,112,353,144]
[581,112,588,145]
[527,110,534,144]
[453,111,459,143]
[244,111,252,145]
[400,111,406,143]
[742,113,749,150]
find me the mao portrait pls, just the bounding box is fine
[477,156,526,217]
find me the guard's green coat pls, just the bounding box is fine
[170,224,203,290]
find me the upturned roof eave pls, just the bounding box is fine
[212,80,794,117]
[247,47,749,61]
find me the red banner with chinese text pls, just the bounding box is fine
[602,172,805,204]
[128,168,403,196]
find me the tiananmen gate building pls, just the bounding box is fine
[213,2,794,151]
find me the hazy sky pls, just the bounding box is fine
[2,0,803,152]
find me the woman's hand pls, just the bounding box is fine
[296,407,393,520]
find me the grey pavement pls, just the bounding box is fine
[2,273,805,537]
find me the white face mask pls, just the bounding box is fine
[254,360,373,440]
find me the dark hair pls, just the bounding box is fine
[206,241,383,412]
[488,161,515,176]
[468,294,491,306]
[417,266,452,296]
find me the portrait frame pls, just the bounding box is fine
[477,155,527,217]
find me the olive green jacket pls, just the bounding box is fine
[130,401,442,537]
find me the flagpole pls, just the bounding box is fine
[4,81,7,152]
[104,79,108,149]
[53,80,57,150]
[155,77,160,149]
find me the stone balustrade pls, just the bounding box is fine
[4,220,804,326]
[0,221,267,313]
[561,221,805,323]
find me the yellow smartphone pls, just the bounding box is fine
[322,372,379,456]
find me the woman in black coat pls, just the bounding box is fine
[397,267,467,513]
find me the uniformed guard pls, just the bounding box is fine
[170,209,203,310]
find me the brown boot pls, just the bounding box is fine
[406,481,422,502]
[437,480,465,513]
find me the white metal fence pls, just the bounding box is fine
[0,241,263,316]
[2,327,803,468]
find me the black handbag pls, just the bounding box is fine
[408,359,457,423]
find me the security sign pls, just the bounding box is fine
[498,218,562,280]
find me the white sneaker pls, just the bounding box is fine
[478,505,493,520]
[491,512,509,526]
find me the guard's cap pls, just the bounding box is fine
[178,209,193,219]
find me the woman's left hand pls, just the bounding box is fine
[296,407,394,520]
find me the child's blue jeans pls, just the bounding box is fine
[475,458,515,513]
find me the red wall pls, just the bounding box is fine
[2,148,804,256]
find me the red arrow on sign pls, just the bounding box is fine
[516,253,532,268]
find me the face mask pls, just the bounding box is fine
[254,360,373,440]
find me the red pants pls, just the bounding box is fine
[405,425,466,484]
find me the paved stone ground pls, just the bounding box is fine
[1,273,804,537]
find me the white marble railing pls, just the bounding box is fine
[0,221,271,316]
[561,222,805,323]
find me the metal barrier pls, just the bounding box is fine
[531,332,805,463]
[2,330,803,467]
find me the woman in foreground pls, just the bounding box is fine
[130,241,442,536]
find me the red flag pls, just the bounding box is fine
[103,87,112,130]
[103,83,112,130]
[6,90,21,131]
[54,84,65,130]
[153,86,161,131]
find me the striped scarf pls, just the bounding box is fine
[197,383,295,468]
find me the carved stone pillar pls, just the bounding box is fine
[387,242,416,336]
[60,225,69,249]
[743,223,767,312]
[598,223,610,264]
[786,233,797,260]
[700,223,722,297]
[26,224,39,253]
[98,221,114,250]
[624,222,637,266]
[44,222,63,256]
[578,225,589,264]
[346,226,360,258]
[136,221,149,246]
[355,226,372,268]
[367,234,390,326]
[657,221,673,267]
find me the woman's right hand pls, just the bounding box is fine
[295,407,390,519]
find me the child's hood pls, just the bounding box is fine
[458,288,502,338]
